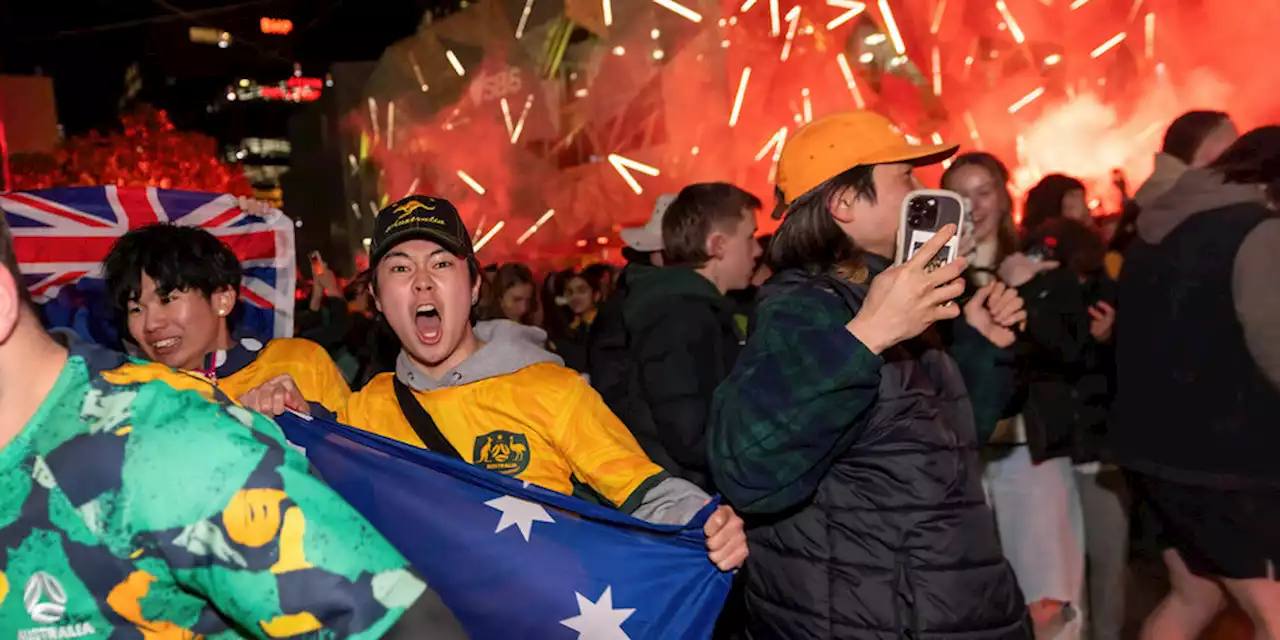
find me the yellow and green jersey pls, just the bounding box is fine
[342,362,666,512]
[0,342,425,638]
[203,336,351,416]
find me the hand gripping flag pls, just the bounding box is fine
[0,186,296,346]
[276,412,733,640]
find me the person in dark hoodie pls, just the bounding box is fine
[1110,126,1280,639]
[708,110,1029,640]
[618,182,762,493]
[588,194,672,423]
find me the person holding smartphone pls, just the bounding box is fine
[707,111,1031,639]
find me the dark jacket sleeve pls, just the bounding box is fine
[382,577,470,639]
[946,319,1016,446]
[297,296,349,353]
[632,299,724,488]
[708,287,882,515]
[1018,269,1092,367]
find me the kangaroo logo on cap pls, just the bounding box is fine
[394,199,438,219]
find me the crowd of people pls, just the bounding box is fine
[1,105,1277,640]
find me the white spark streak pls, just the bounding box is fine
[517,209,556,245]
[516,0,535,38]
[825,0,867,30]
[653,0,703,22]
[835,53,866,108]
[473,221,505,251]
[729,67,752,126]
[457,170,486,195]
[1090,32,1127,58]
[1007,86,1045,113]
[445,50,466,76]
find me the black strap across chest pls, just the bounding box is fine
[392,377,463,460]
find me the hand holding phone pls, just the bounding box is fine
[847,226,968,354]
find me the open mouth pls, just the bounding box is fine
[415,304,442,346]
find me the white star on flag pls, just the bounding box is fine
[559,586,635,640]
[484,495,554,541]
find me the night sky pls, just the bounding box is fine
[0,0,455,136]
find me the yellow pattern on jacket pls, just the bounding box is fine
[217,338,351,414]
[340,363,664,509]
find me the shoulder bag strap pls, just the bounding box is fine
[392,377,464,460]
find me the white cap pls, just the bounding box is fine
[619,194,675,252]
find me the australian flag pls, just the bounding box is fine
[277,412,733,640]
[0,186,296,346]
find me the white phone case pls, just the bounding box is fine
[894,189,967,268]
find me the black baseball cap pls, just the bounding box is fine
[370,195,475,267]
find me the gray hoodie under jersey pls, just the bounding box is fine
[1139,169,1280,388]
[395,319,711,526]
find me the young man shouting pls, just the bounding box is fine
[245,196,748,571]
[0,214,465,636]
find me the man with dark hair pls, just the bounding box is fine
[709,111,1030,639]
[103,224,350,415]
[1111,126,1280,639]
[613,182,761,491]
[0,211,467,636]
[1133,110,1238,210]
[242,195,750,573]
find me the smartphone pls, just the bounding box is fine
[309,251,324,276]
[895,189,967,271]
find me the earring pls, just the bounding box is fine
[217,309,227,317]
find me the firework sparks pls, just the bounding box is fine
[1008,86,1046,113]
[825,0,867,30]
[930,0,947,34]
[878,0,907,55]
[994,0,1025,44]
[755,126,789,162]
[445,50,466,76]
[602,0,613,26]
[500,98,514,137]
[517,209,556,245]
[653,0,703,23]
[931,46,943,96]
[835,53,867,108]
[511,94,535,144]
[367,97,380,139]
[1069,0,1090,9]
[781,6,801,61]
[770,0,781,36]
[409,53,429,92]
[386,101,395,150]
[457,170,486,195]
[1090,32,1127,58]
[474,221,505,251]
[515,0,535,38]
[802,88,813,122]
[1145,13,1155,59]
[963,111,983,148]
[608,154,661,194]
[729,67,752,126]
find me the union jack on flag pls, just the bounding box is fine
[0,186,296,346]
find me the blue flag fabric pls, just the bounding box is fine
[276,413,733,640]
